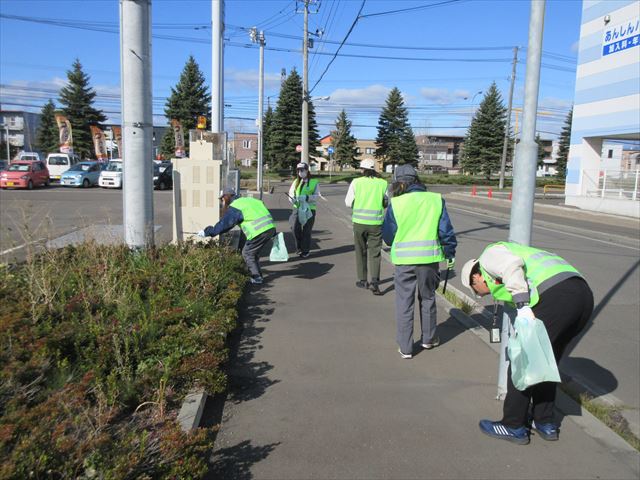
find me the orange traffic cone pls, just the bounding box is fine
[471,185,477,196]
[488,188,493,198]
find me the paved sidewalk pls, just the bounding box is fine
[208,187,639,479]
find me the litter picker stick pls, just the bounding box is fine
[442,267,450,294]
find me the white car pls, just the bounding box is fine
[98,159,123,188]
[46,152,80,181]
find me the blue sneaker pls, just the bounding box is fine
[479,420,530,445]
[532,421,559,441]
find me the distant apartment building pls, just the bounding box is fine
[316,135,381,171]
[565,0,640,217]
[232,132,257,167]
[414,135,465,170]
[0,110,41,159]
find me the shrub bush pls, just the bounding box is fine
[0,242,247,478]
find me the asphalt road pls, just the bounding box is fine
[0,184,175,262]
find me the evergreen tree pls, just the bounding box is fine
[267,68,320,170]
[159,129,175,160]
[58,59,107,158]
[536,134,546,167]
[36,99,59,154]
[331,110,358,168]
[461,82,507,178]
[375,87,417,167]
[555,108,572,178]
[262,105,275,167]
[164,56,211,156]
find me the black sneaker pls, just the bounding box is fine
[370,283,382,295]
[356,280,368,289]
[300,252,310,258]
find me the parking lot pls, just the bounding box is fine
[0,184,176,262]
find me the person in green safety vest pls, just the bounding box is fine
[198,187,276,285]
[345,158,389,295]
[461,243,594,445]
[288,162,320,258]
[382,164,457,359]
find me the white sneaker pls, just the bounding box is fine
[421,337,440,350]
[398,348,412,359]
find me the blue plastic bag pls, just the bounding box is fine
[507,316,561,391]
[269,232,289,262]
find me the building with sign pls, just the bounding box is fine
[565,0,640,217]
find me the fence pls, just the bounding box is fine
[582,169,640,201]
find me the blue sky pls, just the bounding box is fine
[0,0,582,140]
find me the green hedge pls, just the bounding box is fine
[0,242,247,478]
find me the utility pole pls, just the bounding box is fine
[301,0,309,165]
[119,0,154,249]
[499,46,519,190]
[497,0,546,400]
[250,27,266,199]
[212,0,224,133]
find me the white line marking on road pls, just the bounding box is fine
[1,238,45,255]
[448,205,640,252]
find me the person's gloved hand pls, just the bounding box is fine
[197,230,206,238]
[446,258,455,269]
[517,305,535,321]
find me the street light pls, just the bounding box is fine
[250,26,266,198]
[466,90,483,123]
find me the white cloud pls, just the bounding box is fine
[419,87,470,105]
[224,68,281,92]
[570,40,580,53]
[327,84,392,105]
[539,96,573,111]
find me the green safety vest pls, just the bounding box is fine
[480,241,581,307]
[230,197,275,240]
[390,191,445,265]
[351,176,388,225]
[295,179,319,210]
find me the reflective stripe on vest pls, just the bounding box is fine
[230,197,275,240]
[390,191,445,265]
[351,176,388,225]
[295,179,319,210]
[481,241,581,307]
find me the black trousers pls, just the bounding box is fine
[289,209,316,255]
[502,276,594,428]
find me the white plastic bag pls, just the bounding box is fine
[269,232,289,262]
[508,316,561,391]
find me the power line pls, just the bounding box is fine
[309,0,366,94]
[359,0,466,19]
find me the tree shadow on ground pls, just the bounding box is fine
[202,285,281,476]
[206,440,280,480]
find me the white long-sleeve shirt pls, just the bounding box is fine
[478,244,531,304]
[288,179,321,205]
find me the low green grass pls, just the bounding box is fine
[437,285,474,315]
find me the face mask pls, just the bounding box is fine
[299,170,308,179]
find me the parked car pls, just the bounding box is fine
[0,160,7,171]
[60,161,104,188]
[153,162,173,190]
[99,159,123,188]
[46,153,80,181]
[18,151,41,162]
[0,161,50,189]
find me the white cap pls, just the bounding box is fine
[360,159,375,170]
[461,258,479,292]
[296,162,309,170]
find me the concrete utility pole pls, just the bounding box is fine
[250,27,266,199]
[212,0,224,133]
[499,46,519,190]
[119,0,154,249]
[301,0,310,165]
[497,0,546,400]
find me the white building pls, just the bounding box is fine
[565,0,640,217]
